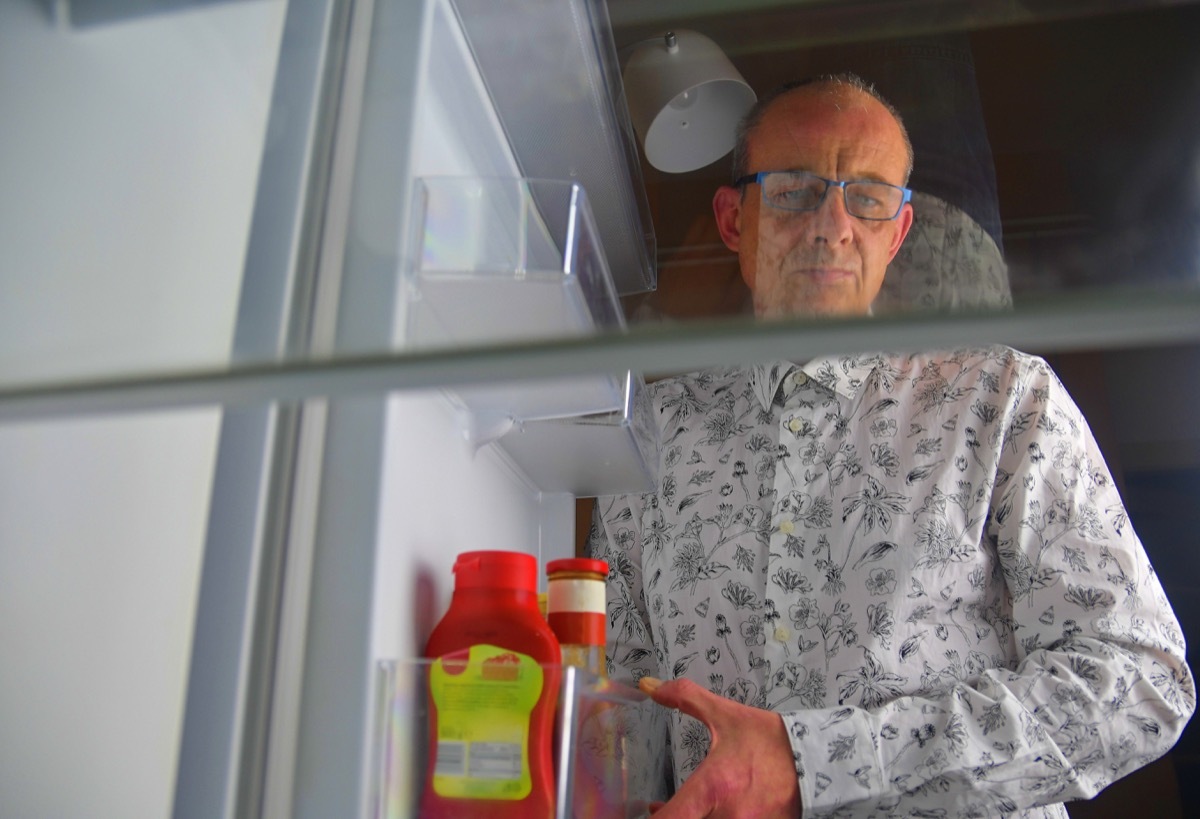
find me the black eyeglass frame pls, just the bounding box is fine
[733,170,913,221]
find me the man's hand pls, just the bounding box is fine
[639,676,802,818]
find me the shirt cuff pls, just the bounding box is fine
[783,708,884,815]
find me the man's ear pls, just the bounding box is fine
[886,202,915,262]
[713,185,743,252]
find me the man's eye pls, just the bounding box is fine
[776,186,820,206]
[849,193,883,209]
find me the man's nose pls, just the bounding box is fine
[809,186,855,244]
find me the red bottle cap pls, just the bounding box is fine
[452,550,537,591]
[546,557,608,577]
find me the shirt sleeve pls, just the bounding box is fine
[781,353,1195,817]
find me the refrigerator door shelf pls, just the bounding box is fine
[447,0,656,296]
[495,370,658,497]
[405,175,631,424]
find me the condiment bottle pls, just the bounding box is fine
[421,550,561,818]
[546,558,609,677]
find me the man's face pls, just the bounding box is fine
[713,85,914,318]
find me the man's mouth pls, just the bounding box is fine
[791,265,855,284]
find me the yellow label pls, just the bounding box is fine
[429,644,543,800]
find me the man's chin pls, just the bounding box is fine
[752,276,873,319]
[756,297,868,320]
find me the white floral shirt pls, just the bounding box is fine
[587,345,1194,818]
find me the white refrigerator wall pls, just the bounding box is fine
[0,2,284,818]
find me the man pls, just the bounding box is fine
[587,74,1193,817]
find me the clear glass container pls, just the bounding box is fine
[373,660,670,819]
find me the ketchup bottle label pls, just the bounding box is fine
[428,644,543,800]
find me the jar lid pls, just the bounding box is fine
[546,557,608,577]
[452,550,537,591]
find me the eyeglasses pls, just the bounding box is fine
[733,171,912,221]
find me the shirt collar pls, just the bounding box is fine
[748,354,879,411]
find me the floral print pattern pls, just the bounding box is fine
[588,345,1194,817]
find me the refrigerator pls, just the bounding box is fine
[3,1,1200,818]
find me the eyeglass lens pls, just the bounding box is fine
[764,173,903,220]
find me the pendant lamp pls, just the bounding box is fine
[621,30,757,174]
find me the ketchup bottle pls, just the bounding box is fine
[421,551,561,818]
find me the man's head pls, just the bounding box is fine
[713,74,915,318]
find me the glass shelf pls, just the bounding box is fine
[2,286,1198,422]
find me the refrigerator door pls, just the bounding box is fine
[227,0,658,816]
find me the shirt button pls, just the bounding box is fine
[774,627,790,642]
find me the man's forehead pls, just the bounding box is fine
[751,85,906,177]
[763,85,889,141]
[770,83,875,118]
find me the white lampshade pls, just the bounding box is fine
[622,30,757,174]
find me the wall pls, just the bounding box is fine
[0,2,285,817]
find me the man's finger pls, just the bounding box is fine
[638,675,710,708]
[640,675,734,740]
